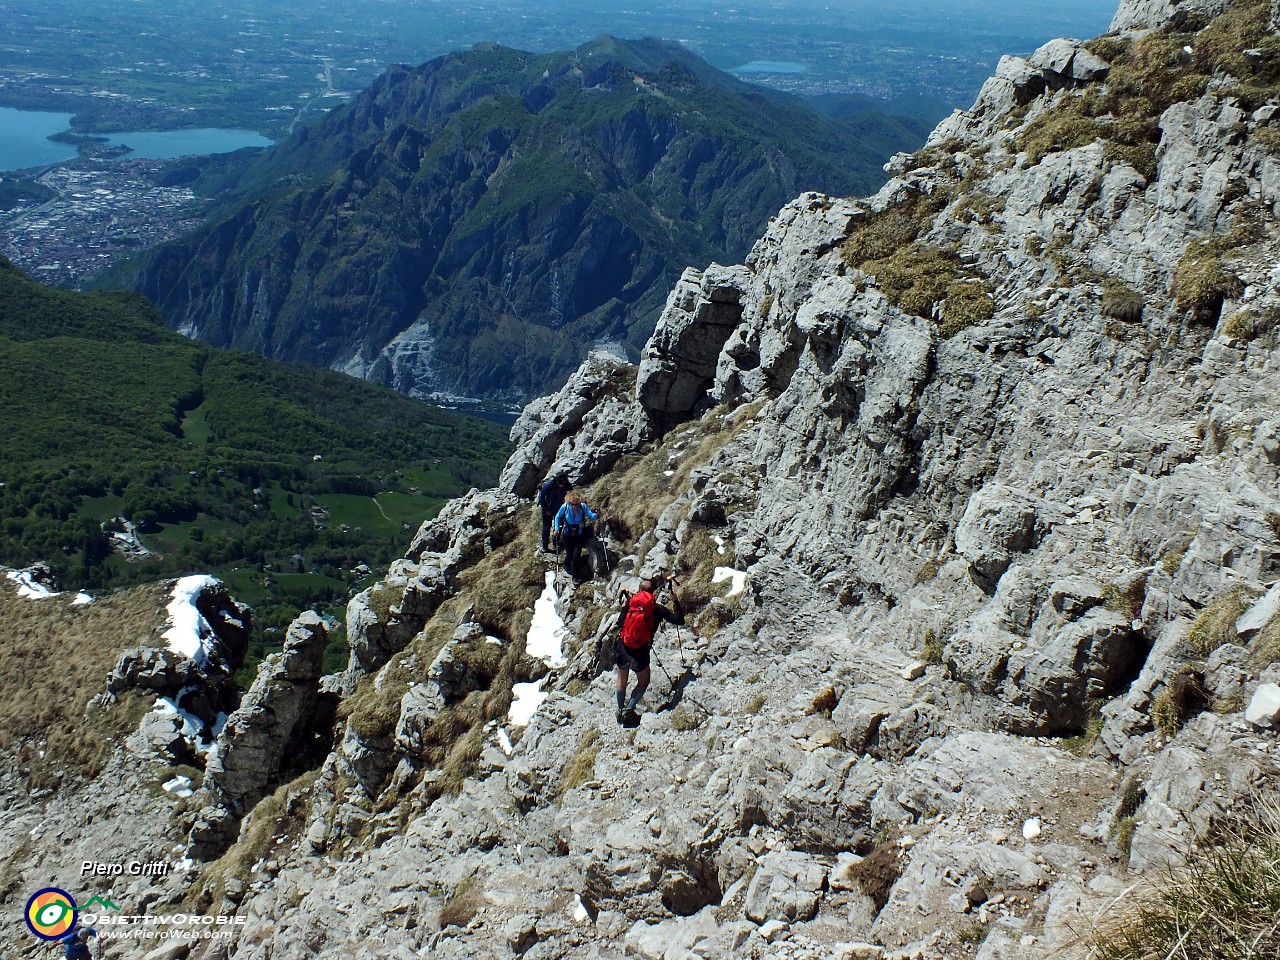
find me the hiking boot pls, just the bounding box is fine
[616,708,626,724]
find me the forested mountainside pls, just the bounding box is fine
[112,37,925,402]
[0,255,508,650]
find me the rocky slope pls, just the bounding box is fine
[116,37,922,402]
[7,1,1280,959]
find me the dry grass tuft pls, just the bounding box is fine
[196,770,318,906]
[1103,578,1146,620]
[1187,588,1249,656]
[0,580,176,787]
[592,402,763,547]
[1251,611,1280,667]
[1091,790,1280,960]
[920,628,945,666]
[809,685,839,717]
[458,505,546,639]
[848,240,994,335]
[1101,283,1146,324]
[558,728,601,797]
[1222,304,1280,341]
[849,844,903,912]
[1173,239,1244,323]
[439,875,486,929]
[339,503,548,800]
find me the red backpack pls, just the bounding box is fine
[620,590,658,649]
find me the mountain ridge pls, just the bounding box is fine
[107,37,926,401]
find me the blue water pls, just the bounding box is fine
[0,107,78,171]
[102,128,273,159]
[733,61,808,75]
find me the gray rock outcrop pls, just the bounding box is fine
[500,351,652,497]
[203,613,327,814]
[188,613,328,859]
[1111,0,1230,32]
[346,489,522,675]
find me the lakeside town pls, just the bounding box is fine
[0,159,211,288]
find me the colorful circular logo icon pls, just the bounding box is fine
[25,887,77,940]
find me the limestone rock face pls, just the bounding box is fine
[500,351,652,498]
[637,265,753,425]
[346,489,523,675]
[1027,38,1110,83]
[954,486,1039,589]
[104,577,252,761]
[108,647,199,694]
[204,613,328,813]
[1111,0,1230,32]
[1246,683,1280,728]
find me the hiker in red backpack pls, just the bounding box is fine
[615,576,684,721]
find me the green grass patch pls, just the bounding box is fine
[853,242,994,335]
[0,256,511,595]
[181,402,212,445]
[1063,709,1105,756]
[375,492,446,528]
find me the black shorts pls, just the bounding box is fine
[616,639,651,671]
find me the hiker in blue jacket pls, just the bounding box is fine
[552,489,598,578]
[48,927,97,960]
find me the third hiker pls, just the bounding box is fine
[615,576,684,721]
[537,472,571,553]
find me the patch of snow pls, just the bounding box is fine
[6,569,58,599]
[663,469,675,477]
[153,686,218,755]
[153,695,201,741]
[1022,817,1042,840]
[712,535,727,555]
[508,679,548,727]
[571,894,591,923]
[163,575,220,666]
[526,572,569,668]
[485,635,504,645]
[73,592,94,605]
[163,775,194,798]
[712,567,747,597]
[496,728,514,756]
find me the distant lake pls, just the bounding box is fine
[0,107,78,171]
[733,61,807,75]
[102,128,273,159]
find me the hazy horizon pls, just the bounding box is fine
[3,0,1121,122]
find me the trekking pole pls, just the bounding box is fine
[664,575,689,670]
[651,646,676,688]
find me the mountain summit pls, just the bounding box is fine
[115,37,923,401]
